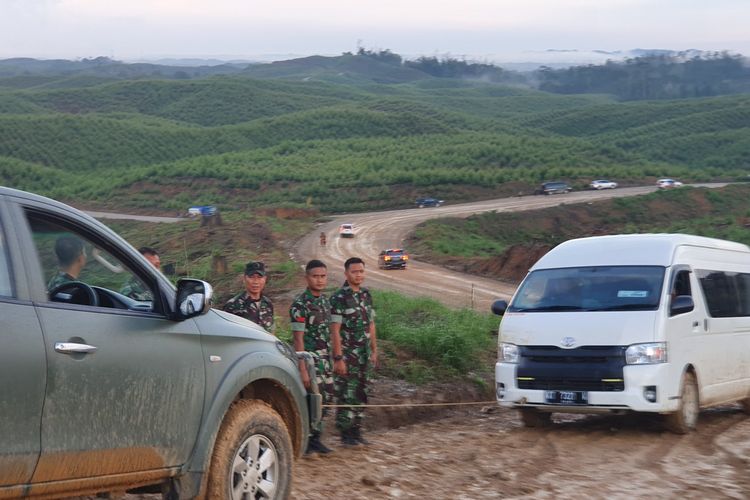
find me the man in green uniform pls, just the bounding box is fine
[330,257,379,445]
[120,247,161,300]
[290,259,334,454]
[47,235,87,291]
[223,261,275,333]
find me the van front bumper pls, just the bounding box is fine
[495,361,679,413]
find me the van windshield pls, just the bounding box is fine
[509,266,665,312]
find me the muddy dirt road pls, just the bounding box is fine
[293,403,749,499]
[294,184,727,311]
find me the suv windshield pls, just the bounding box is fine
[509,266,665,312]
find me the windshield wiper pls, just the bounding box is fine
[511,305,585,312]
[588,303,657,311]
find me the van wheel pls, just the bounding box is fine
[665,372,699,434]
[207,400,293,500]
[519,408,552,428]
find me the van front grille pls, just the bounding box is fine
[516,345,626,392]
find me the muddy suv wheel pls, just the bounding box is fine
[665,371,699,434]
[519,407,552,428]
[208,400,293,499]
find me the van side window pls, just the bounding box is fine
[26,212,156,312]
[696,270,743,318]
[737,274,750,316]
[0,220,13,298]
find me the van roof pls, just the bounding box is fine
[532,234,750,270]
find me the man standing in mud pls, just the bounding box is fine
[223,261,275,333]
[330,257,379,445]
[290,259,334,454]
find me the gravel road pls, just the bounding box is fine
[294,184,727,311]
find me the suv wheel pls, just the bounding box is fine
[207,400,293,499]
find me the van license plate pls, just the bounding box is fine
[544,390,588,405]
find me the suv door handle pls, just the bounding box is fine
[55,342,98,354]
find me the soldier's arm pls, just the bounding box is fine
[290,303,310,388]
[329,321,347,376]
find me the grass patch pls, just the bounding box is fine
[373,290,499,381]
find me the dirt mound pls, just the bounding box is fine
[469,244,552,283]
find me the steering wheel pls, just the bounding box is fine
[49,281,100,307]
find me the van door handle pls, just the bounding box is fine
[55,342,98,354]
[703,319,709,331]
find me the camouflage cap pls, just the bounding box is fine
[245,261,266,276]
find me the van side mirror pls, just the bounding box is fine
[175,279,213,320]
[670,295,694,316]
[491,300,508,316]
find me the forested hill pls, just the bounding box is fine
[0,55,748,213]
[2,51,748,100]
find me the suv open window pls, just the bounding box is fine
[26,212,157,312]
[0,219,13,298]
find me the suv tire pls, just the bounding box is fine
[665,371,699,434]
[207,400,293,499]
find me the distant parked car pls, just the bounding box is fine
[535,182,572,195]
[590,179,618,190]
[339,223,355,237]
[415,197,444,208]
[657,179,684,189]
[378,249,409,269]
[187,205,217,217]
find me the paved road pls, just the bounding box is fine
[295,184,728,311]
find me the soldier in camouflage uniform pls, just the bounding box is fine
[330,256,379,446]
[290,259,334,454]
[47,235,87,292]
[223,261,275,333]
[120,247,161,300]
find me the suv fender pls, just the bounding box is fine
[178,352,310,498]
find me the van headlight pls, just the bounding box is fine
[625,342,667,365]
[499,343,520,363]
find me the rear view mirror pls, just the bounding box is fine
[175,278,213,320]
[491,299,508,316]
[670,295,694,316]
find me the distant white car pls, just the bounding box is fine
[590,179,618,190]
[656,179,684,189]
[339,223,355,238]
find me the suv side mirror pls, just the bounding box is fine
[491,299,508,316]
[175,279,213,320]
[670,295,694,316]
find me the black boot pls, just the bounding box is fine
[352,427,370,445]
[306,432,333,455]
[340,428,359,446]
[310,434,333,454]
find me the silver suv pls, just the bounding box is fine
[0,187,319,499]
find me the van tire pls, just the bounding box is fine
[207,400,293,500]
[519,408,552,428]
[665,371,699,434]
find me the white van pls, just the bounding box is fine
[492,234,750,433]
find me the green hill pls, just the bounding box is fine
[0,66,748,213]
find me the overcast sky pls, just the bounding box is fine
[1,0,748,62]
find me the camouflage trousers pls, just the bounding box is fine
[334,356,370,432]
[312,350,334,435]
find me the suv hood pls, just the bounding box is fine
[196,309,275,341]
